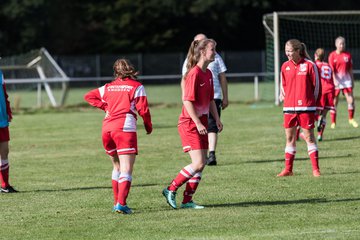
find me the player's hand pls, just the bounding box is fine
[279,92,285,102]
[217,121,223,133]
[145,123,152,135]
[222,98,229,110]
[196,123,207,135]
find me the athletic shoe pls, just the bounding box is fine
[162,188,177,209]
[330,123,336,129]
[277,169,294,177]
[206,154,217,166]
[313,169,321,177]
[0,186,18,193]
[349,119,359,128]
[180,201,205,209]
[317,135,323,142]
[114,203,132,214]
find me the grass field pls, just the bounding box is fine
[1,84,360,239]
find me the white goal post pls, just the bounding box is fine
[0,48,69,107]
[263,11,360,105]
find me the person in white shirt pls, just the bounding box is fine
[181,33,228,166]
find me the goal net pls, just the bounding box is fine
[263,11,360,105]
[0,48,69,108]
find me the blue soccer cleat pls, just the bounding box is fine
[114,203,132,214]
[180,201,205,209]
[162,188,177,209]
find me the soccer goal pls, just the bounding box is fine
[0,48,69,108]
[263,11,360,105]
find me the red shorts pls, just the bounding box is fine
[335,87,352,97]
[178,115,208,152]
[0,127,10,142]
[318,92,335,110]
[102,130,137,155]
[284,112,315,129]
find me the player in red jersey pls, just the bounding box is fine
[0,70,17,193]
[84,59,152,214]
[328,36,358,128]
[314,48,335,141]
[278,39,321,177]
[162,38,223,209]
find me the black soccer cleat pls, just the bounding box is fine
[206,154,217,166]
[0,186,18,193]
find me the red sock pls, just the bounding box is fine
[182,172,202,204]
[112,169,120,205]
[168,165,195,192]
[0,160,9,188]
[117,173,132,206]
[307,144,319,171]
[330,109,336,124]
[284,146,296,172]
[348,104,355,120]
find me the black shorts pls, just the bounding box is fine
[208,99,222,133]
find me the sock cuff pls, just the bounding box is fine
[183,165,196,176]
[348,104,354,110]
[307,143,318,152]
[285,146,296,154]
[119,173,132,183]
[112,169,120,181]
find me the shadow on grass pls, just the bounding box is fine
[325,135,360,142]
[205,197,360,208]
[19,183,157,193]
[240,154,352,164]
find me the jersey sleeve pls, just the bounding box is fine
[2,83,12,121]
[134,85,152,133]
[310,62,321,102]
[183,70,197,102]
[84,86,108,111]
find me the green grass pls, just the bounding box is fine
[1,85,360,239]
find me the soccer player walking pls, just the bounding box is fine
[181,33,228,166]
[314,48,335,141]
[328,36,358,128]
[84,59,152,214]
[277,39,321,177]
[162,38,223,209]
[0,70,17,193]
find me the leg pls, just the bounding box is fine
[330,92,339,128]
[117,154,136,205]
[301,128,320,177]
[318,109,328,141]
[207,132,218,165]
[207,99,221,165]
[0,141,15,192]
[109,154,120,207]
[345,92,358,128]
[114,154,135,214]
[278,127,297,177]
[181,149,207,208]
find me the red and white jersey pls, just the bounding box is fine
[281,58,320,112]
[84,77,152,133]
[328,51,353,89]
[315,60,334,94]
[179,65,214,124]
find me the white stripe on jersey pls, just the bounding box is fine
[98,86,106,102]
[283,106,317,111]
[117,148,136,153]
[134,85,146,98]
[123,113,137,132]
